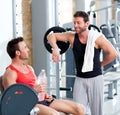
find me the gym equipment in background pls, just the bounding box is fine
[44,26,70,54]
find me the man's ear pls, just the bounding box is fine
[86,21,90,26]
[16,50,20,56]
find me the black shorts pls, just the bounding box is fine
[38,99,54,106]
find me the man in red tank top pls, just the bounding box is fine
[2,37,84,115]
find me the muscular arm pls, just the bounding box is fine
[2,68,17,90]
[47,32,74,63]
[47,32,75,46]
[96,35,118,68]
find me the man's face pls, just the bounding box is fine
[17,41,29,60]
[73,17,89,34]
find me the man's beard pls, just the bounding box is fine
[79,27,87,34]
[19,55,28,60]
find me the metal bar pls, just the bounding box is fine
[56,63,60,99]
[12,0,16,37]
[115,8,120,41]
[54,0,59,25]
[94,3,120,12]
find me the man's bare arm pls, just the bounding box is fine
[96,35,118,68]
[2,68,17,89]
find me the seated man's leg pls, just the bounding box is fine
[36,104,59,115]
[49,99,85,115]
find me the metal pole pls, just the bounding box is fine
[55,0,61,99]
[56,61,62,99]
[94,3,120,12]
[54,0,59,26]
[115,8,120,42]
[12,0,16,38]
[106,9,114,37]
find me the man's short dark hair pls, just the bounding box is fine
[73,11,89,22]
[7,37,24,59]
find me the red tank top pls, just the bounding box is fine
[8,65,36,88]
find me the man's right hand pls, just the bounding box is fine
[52,48,61,63]
[34,83,46,93]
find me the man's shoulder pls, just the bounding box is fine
[4,67,17,76]
[65,31,75,36]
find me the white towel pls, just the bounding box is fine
[82,30,102,72]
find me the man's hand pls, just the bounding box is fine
[44,93,53,102]
[52,48,61,63]
[34,83,46,93]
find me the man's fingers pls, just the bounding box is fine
[52,55,60,63]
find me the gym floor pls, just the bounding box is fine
[104,81,120,115]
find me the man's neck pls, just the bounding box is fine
[11,59,29,73]
[12,58,25,66]
[78,30,89,44]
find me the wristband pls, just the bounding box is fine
[51,48,61,52]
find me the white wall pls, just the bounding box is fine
[0,1,13,75]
